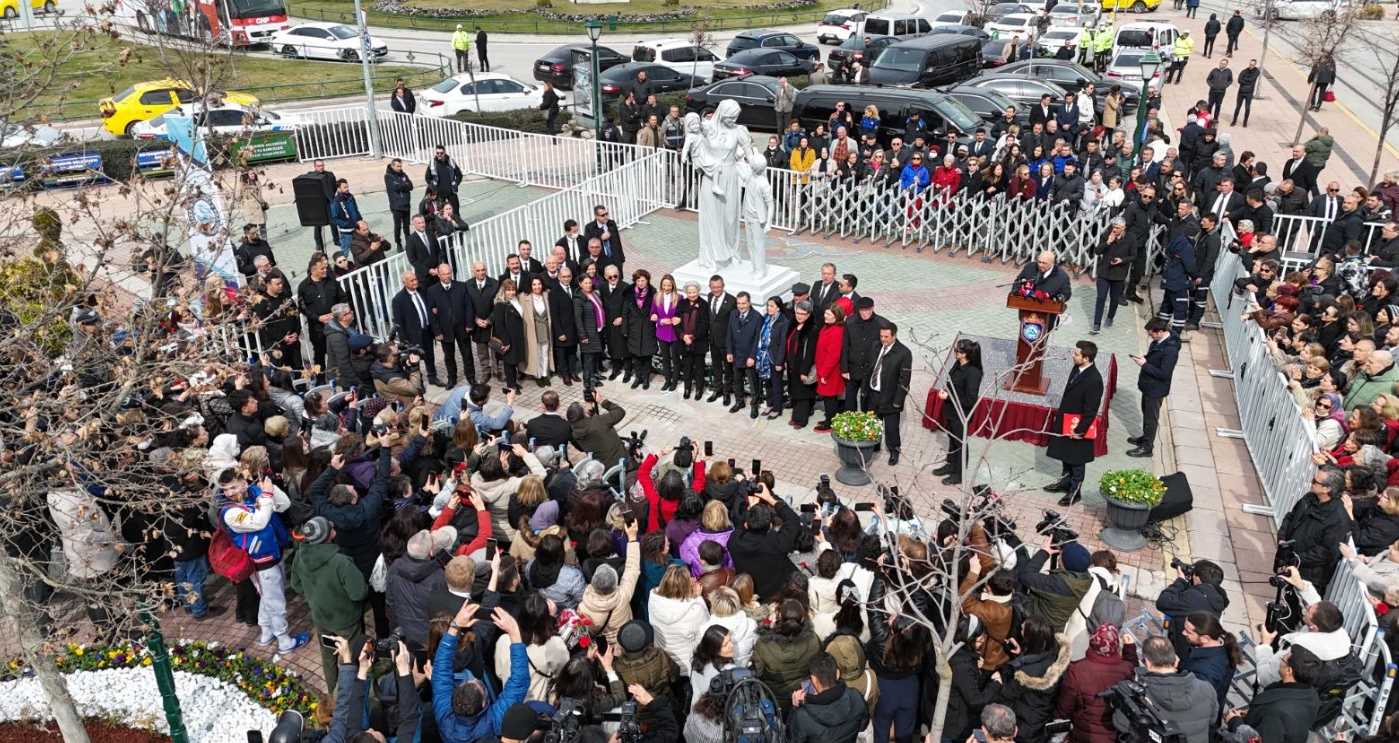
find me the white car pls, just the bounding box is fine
[631,38,719,82]
[420,73,569,116]
[986,13,1040,43]
[1047,2,1101,22]
[1036,27,1084,57]
[1,123,66,149]
[1267,0,1347,19]
[130,104,300,140]
[816,8,868,44]
[932,9,973,25]
[1104,48,1165,95]
[1112,21,1178,57]
[270,22,388,62]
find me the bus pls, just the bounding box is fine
[115,0,291,47]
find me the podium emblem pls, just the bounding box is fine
[1021,321,1044,344]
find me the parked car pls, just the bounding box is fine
[598,62,703,98]
[942,83,1021,123]
[532,43,629,90]
[868,35,982,88]
[929,24,991,41]
[932,10,973,25]
[816,8,868,44]
[1104,48,1164,95]
[1034,27,1084,58]
[1101,0,1162,12]
[1047,2,1101,22]
[98,79,260,137]
[1112,21,1178,56]
[965,75,1070,115]
[420,72,567,116]
[632,38,719,82]
[1,123,65,149]
[130,103,299,140]
[980,37,1025,67]
[684,76,782,128]
[985,13,1040,43]
[726,29,821,62]
[986,2,1037,20]
[270,22,388,62]
[986,58,1139,110]
[828,33,899,78]
[1265,0,1347,20]
[792,84,984,142]
[1,0,53,18]
[712,48,819,81]
[859,12,934,40]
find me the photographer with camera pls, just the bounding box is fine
[1277,467,1352,593]
[1121,637,1218,743]
[1155,559,1229,659]
[312,634,420,743]
[1253,567,1350,688]
[371,342,425,407]
[1222,646,1322,743]
[1013,527,1097,631]
[568,391,628,472]
[727,480,803,601]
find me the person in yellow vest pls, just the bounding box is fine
[451,24,472,73]
[1166,31,1194,85]
[1095,24,1113,72]
[1076,27,1094,65]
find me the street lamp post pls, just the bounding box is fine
[1134,50,1163,154]
[352,0,380,157]
[586,19,603,142]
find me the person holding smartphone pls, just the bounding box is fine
[289,517,368,694]
[1126,319,1180,459]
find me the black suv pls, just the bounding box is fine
[533,43,629,90]
[792,84,983,144]
[726,29,821,62]
[827,34,898,78]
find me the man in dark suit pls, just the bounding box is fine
[810,262,841,315]
[727,292,763,418]
[549,243,582,280]
[517,240,546,277]
[1013,251,1073,302]
[556,220,586,265]
[600,265,630,377]
[866,321,913,466]
[967,128,994,160]
[498,254,529,292]
[425,262,475,388]
[704,275,738,406]
[1029,95,1055,127]
[525,390,572,451]
[405,215,444,285]
[305,159,338,251]
[1044,340,1106,507]
[582,205,626,273]
[1201,178,1245,225]
[581,237,618,278]
[842,296,883,413]
[1282,144,1320,196]
[1128,320,1180,459]
[391,270,440,386]
[550,266,580,385]
[465,261,499,384]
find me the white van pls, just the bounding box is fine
[1112,21,1179,57]
[631,38,720,83]
[860,13,934,40]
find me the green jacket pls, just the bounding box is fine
[1343,362,1399,411]
[1171,35,1194,61]
[1305,134,1334,168]
[1023,570,1094,630]
[289,542,368,633]
[451,30,472,52]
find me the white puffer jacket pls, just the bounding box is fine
[705,611,758,669]
[648,592,710,677]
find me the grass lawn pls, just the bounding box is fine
[288,0,886,34]
[8,31,440,122]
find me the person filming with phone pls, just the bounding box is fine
[567,390,628,472]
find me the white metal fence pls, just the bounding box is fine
[1271,212,1389,273]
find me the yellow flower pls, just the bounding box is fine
[72,647,84,657]
[142,657,152,666]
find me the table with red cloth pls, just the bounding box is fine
[922,333,1119,458]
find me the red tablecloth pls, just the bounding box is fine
[922,354,1118,458]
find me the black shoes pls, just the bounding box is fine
[706,390,723,403]
[683,386,692,399]
[728,400,745,414]
[932,463,953,476]
[749,405,760,419]
[1056,491,1083,507]
[889,452,900,466]
[942,474,961,485]
[1043,479,1071,494]
[428,377,444,388]
[610,367,624,381]
[1127,435,1145,446]
[1126,446,1153,458]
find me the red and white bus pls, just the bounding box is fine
[116,0,291,47]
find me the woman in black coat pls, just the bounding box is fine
[758,296,792,420]
[491,279,527,394]
[988,618,1071,743]
[936,338,983,486]
[677,282,711,400]
[574,275,607,390]
[785,300,819,428]
[1092,219,1134,332]
[623,269,658,389]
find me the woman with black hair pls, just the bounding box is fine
[785,300,820,429]
[526,533,585,610]
[869,611,930,743]
[987,616,1071,743]
[689,625,737,712]
[930,615,999,743]
[754,598,821,715]
[757,296,792,420]
[550,649,629,721]
[935,338,983,486]
[624,269,659,389]
[493,591,569,703]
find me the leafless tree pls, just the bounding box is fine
[1353,24,1399,188]
[1289,5,1360,145]
[689,19,715,91]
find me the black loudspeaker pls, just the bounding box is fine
[292,174,331,227]
[1148,471,1194,523]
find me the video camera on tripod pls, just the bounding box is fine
[1101,680,1186,743]
[1264,540,1302,635]
[544,697,585,743]
[1036,509,1079,547]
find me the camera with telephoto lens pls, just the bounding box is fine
[373,629,404,660]
[1171,558,1194,579]
[617,700,642,743]
[389,327,424,359]
[1100,680,1186,743]
[544,697,585,743]
[625,429,648,462]
[1036,510,1079,546]
[1274,539,1299,573]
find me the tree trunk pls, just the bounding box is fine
[927,652,955,743]
[1292,82,1317,146]
[0,556,91,743]
[1373,100,1395,189]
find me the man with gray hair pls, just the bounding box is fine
[1012,250,1072,304]
[1129,636,1218,743]
[1345,349,1399,411]
[324,302,358,387]
[1278,466,1352,592]
[975,704,1017,743]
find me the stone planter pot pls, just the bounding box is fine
[832,435,879,486]
[1098,494,1156,551]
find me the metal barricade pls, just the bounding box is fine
[1319,558,1394,739]
[295,105,379,162]
[1271,213,1389,273]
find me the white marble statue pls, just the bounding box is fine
[738,153,775,278]
[684,100,754,270]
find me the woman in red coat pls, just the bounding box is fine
[812,303,847,433]
[1055,624,1139,743]
[1007,164,1036,201]
[931,153,962,206]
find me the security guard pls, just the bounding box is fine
[1094,23,1114,72]
[1077,27,1094,65]
[1167,30,1194,84]
[451,23,472,73]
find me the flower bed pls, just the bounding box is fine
[0,719,172,742]
[0,641,320,738]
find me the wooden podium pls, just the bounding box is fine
[1004,294,1066,395]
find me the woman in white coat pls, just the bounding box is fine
[647,564,710,677]
[704,586,757,668]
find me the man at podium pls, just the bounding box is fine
[1013,250,1073,304]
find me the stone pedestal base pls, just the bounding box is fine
[671,258,800,302]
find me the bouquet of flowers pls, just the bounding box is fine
[831,411,883,442]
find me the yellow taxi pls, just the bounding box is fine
[99,80,260,137]
[1100,0,1162,13]
[0,0,54,19]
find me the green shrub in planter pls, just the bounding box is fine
[1098,469,1164,506]
[1357,4,1385,20]
[451,107,553,134]
[831,410,882,442]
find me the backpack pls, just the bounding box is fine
[208,528,254,583]
[721,672,785,743]
[1309,651,1365,727]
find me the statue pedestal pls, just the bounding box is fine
[671,259,800,302]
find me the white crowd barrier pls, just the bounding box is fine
[1322,558,1396,738]
[1270,212,1388,274]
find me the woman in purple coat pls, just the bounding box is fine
[679,500,735,576]
[651,273,683,391]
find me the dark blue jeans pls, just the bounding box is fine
[174,556,209,617]
[1093,277,1124,328]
